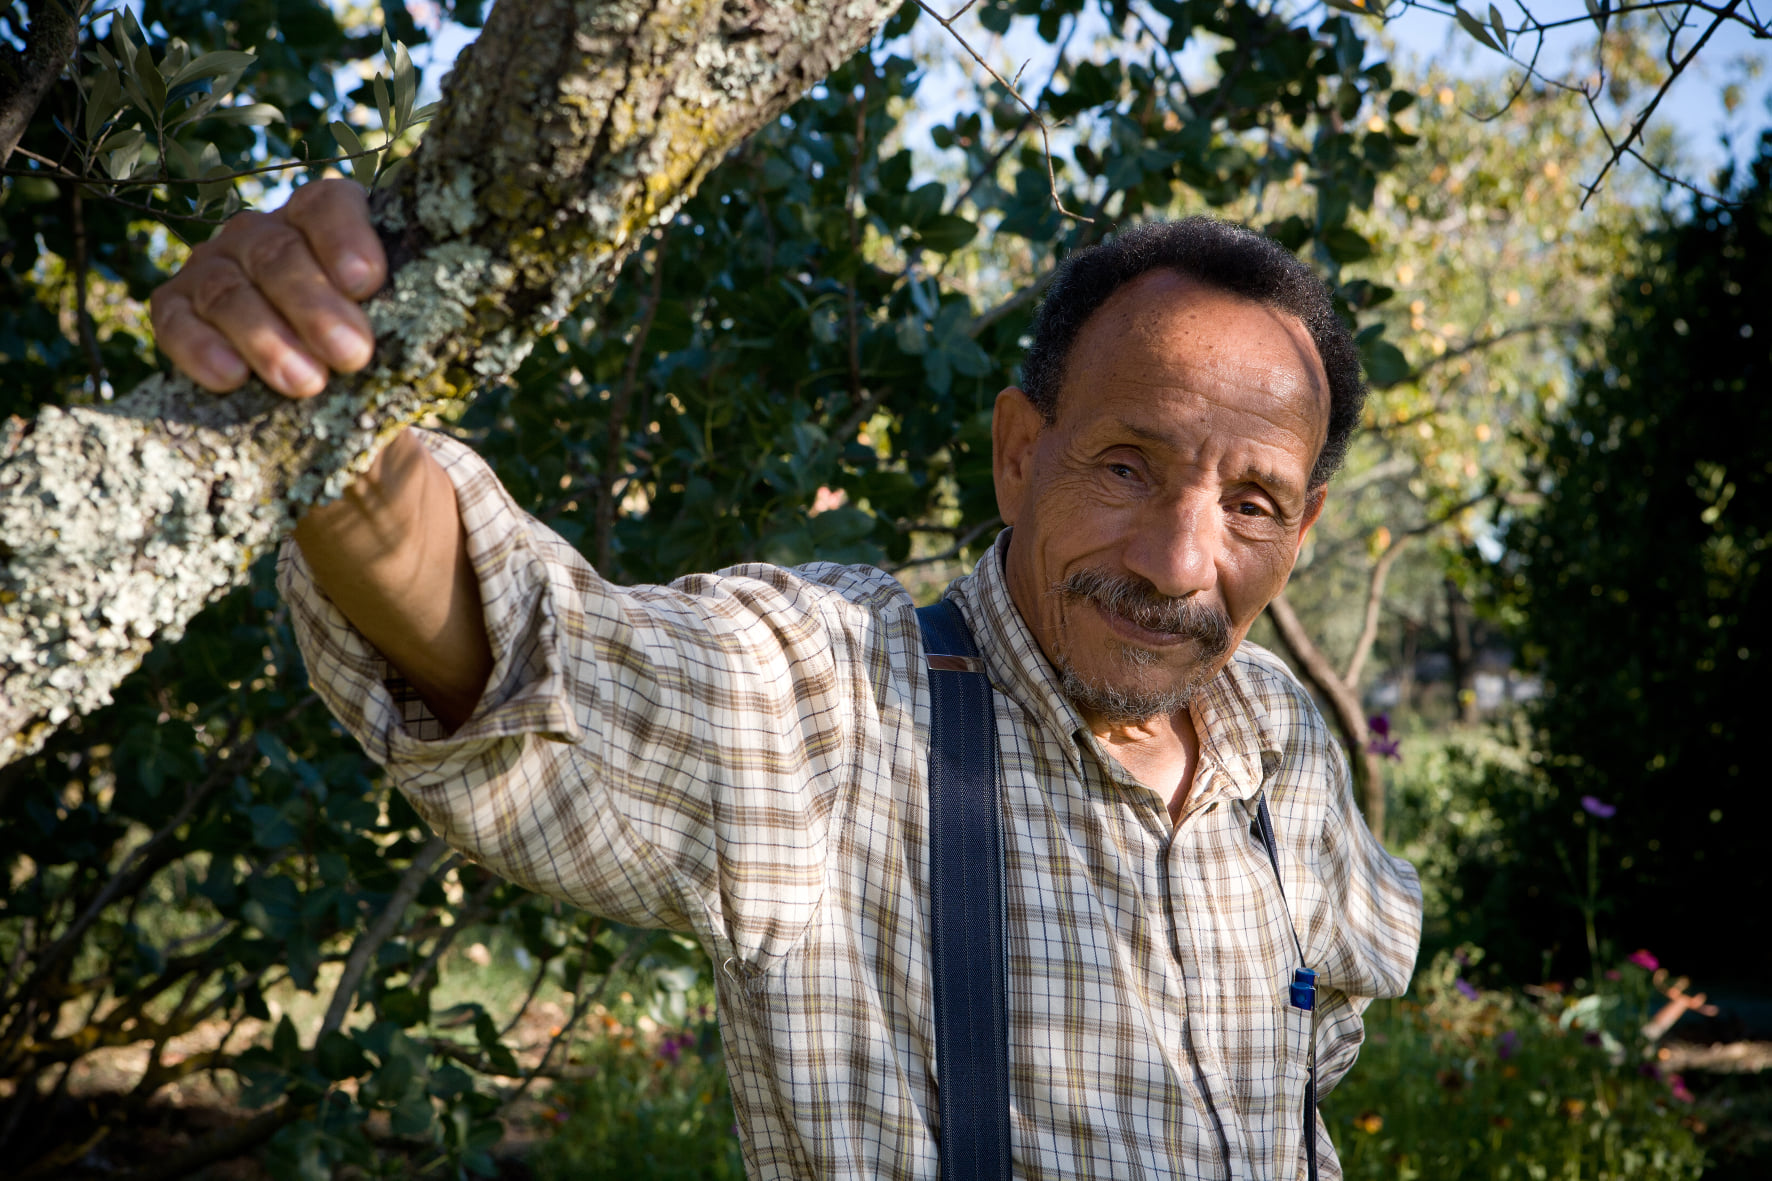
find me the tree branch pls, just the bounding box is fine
[0,0,82,168]
[1265,591,1386,840]
[319,835,453,1038]
[0,0,906,768]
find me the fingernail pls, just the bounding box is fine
[325,323,371,368]
[204,344,247,385]
[279,353,325,396]
[338,252,375,295]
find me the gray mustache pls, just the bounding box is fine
[1054,569,1232,654]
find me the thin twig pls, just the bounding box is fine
[886,515,1003,573]
[1581,0,1743,207]
[498,930,656,1114]
[914,0,1092,223]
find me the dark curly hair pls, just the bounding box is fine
[1018,217,1366,487]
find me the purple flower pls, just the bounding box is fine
[1364,714,1402,760]
[1455,978,1481,1001]
[1581,795,1617,819]
[658,1033,689,1064]
[1628,949,1660,971]
[1496,1030,1520,1060]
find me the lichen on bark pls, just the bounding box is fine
[0,0,898,767]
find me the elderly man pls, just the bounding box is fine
[153,179,1421,1180]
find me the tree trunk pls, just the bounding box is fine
[0,0,80,168]
[0,0,897,768]
[1264,593,1387,842]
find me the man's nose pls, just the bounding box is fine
[1122,491,1219,599]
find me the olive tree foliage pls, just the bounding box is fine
[0,0,1428,1174]
[1245,40,1665,839]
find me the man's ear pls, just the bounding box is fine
[1296,485,1328,555]
[992,386,1044,527]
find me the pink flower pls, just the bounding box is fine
[1669,1074,1695,1103]
[1628,949,1660,971]
[1581,795,1617,819]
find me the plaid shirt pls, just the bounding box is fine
[280,430,1422,1181]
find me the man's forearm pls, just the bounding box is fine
[292,429,494,730]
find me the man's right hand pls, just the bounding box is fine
[150,178,384,399]
[152,180,494,732]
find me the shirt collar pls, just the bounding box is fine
[947,529,1282,804]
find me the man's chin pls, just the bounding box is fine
[1056,657,1217,725]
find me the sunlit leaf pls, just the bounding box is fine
[168,50,258,90]
[373,74,393,136]
[100,128,146,179]
[202,102,284,127]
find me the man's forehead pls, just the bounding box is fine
[1062,271,1332,435]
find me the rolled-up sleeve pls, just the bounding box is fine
[278,430,901,956]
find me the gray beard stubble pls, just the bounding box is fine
[1051,569,1234,723]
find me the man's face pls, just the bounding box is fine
[992,270,1331,724]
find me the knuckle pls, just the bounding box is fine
[237,223,310,281]
[186,261,252,319]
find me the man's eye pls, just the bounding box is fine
[1108,463,1137,479]
[1234,501,1268,517]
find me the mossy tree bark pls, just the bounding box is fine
[0,0,898,767]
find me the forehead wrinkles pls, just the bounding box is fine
[1068,285,1327,417]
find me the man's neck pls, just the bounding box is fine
[1085,706,1203,826]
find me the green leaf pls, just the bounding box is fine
[1488,4,1510,51]
[913,214,978,253]
[391,1094,436,1137]
[1322,225,1373,263]
[316,1030,368,1080]
[111,8,143,67]
[162,135,198,178]
[202,102,283,127]
[379,987,428,1027]
[385,32,416,131]
[85,66,123,139]
[330,120,376,182]
[272,1013,301,1066]
[168,50,257,90]
[1454,5,1502,52]
[101,129,146,180]
[133,43,166,114]
[1362,338,1410,386]
[372,74,394,136]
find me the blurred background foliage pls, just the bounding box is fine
[1,0,1768,1175]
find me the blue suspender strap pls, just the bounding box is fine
[1253,789,1319,1181]
[916,599,1012,1181]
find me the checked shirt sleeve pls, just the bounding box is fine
[277,431,888,959]
[1310,736,1424,1098]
